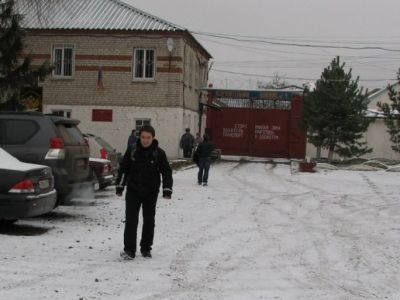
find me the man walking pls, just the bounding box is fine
[116,125,173,260]
[180,128,195,158]
[195,134,215,186]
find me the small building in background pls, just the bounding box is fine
[17,0,211,157]
[306,82,400,160]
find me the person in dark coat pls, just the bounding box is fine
[127,129,137,150]
[116,125,173,260]
[180,128,195,158]
[195,134,215,186]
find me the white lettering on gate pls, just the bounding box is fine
[255,125,281,141]
[223,124,247,138]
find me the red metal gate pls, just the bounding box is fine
[205,89,306,159]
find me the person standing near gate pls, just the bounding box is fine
[180,128,195,158]
[116,125,173,260]
[127,129,137,150]
[195,134,215,186]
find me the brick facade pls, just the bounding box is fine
[22,30,210,157]
[25,30,210,112]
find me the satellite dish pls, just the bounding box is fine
[167,38,174,53]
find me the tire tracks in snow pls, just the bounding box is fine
[230,163,385,299]
[140,162,259,300]
[272,168,396,299]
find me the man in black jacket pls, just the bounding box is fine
[180,128,195,158]
[116,125,173,260]
[195,134,215,186]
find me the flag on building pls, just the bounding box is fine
[97,66,104,90]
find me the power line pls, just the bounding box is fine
[212,68,398,82]
[196,31,400,45]
[197,36,400,60]
[192,31,400,53]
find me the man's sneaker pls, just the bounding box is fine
[203,182,208,186]
[141,251,152,258]
[120,250,135,260]
[198,182,202,185]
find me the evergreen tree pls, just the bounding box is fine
[377,69,400,153]
[0,0,50,111]
[303,56,372,162]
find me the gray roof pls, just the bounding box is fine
[368,82,399,100]
[16,0,185,31]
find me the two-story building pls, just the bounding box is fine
[17,0,212,157]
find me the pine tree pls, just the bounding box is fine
[0,0,50,111]
[303,56,372,162]
[377,69,400,153]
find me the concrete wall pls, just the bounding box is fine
[44,104,199,158]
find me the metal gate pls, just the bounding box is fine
[205,89,306,159]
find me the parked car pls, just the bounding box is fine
[89,158,114,190]
[83,133,120,178]
[0,112,90,205]
[0,148,57,225]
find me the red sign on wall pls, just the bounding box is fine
[92,109,113,122]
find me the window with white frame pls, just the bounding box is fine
[133,49,155,80]
[135,119,151,132]
[52,109,72,118]
[52,45,74,77]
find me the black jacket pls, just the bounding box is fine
[117,140,173,197]
[180,133,195,149]
[196,140,215,158]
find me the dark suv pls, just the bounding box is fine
[0,112,90,205]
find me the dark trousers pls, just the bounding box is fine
[198,157,211,184]
[124,188,158,253]
[183,146,193,158]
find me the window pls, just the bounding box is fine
[136,119,151,132]
[52,110,72,118]
[2,120,39,145]
[133,49,155,80]
[56,124,85,145]
[52,45,74,77]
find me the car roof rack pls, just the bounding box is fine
[49,115,80,125]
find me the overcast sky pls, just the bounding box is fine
[126,0,400,89]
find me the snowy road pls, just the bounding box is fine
[1,162,400,300]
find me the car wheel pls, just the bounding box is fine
[99,184,109,190]
[57,192,73,206]
[0,220,17,226]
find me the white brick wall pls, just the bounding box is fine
[44,104,199,158]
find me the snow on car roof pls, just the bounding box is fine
[89,158,111,164]
[0,148,47,171]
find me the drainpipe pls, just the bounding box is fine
[182,42,187,125]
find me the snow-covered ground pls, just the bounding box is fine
[1,162,400,300]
